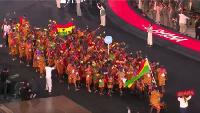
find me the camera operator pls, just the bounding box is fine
[0,68,9,100]
[29,77,37,99]
[20,81,31,101]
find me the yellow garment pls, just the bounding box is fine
[194,18,199,27]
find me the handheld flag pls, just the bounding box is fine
[19,17,23,25]
[125,58,151,88]
[55,22,74,36]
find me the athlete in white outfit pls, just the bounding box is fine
[45,66,56,93]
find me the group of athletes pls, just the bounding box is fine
[2,16,167,113]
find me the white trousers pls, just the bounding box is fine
[179,23,187,33]
[101,15,106,26]
[147,33,153,46]
[46,77,52,92]
[56,0,61,8]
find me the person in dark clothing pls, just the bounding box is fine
[29,77,37,99]
[195,17,200,40]
[0,68,9,99]
[20,82,31,101]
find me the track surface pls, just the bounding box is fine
[0,0,199,113]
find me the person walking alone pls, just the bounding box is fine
[147,23,153,47]
[45,65,56,94]
[195,16,200,40]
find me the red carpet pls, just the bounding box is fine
[108,0,200,52]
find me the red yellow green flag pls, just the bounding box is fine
[55,22,74,36]
[125,58,151,88]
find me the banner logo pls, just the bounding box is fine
[143,25,188,42]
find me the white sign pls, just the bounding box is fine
[104,36,113,54]
[61,0,66,3]
[104,36,113,44]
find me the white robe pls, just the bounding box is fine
[147,26,153,46]
[45,66,55,92]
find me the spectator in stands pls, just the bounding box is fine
[179,11,189,34]
[148,0,154,20]
[177,0,184,12]
[178,96,192,113]
[195,16,200,40]
[172,17,178,31]
[153,0,157,21]
[138,0,143,10]
[163,3,169,27]
[188,0,192,11]
[56,0,61,9]
[168,6,174,28]
[156,2,160,24]
[76,0,82,16]
[143,0,149,15]
[160,3,164,25]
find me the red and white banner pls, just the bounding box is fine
[108,0,200,52]
[177,89,195,97]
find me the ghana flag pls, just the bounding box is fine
[125,58,151,88]
[55,22,74,36]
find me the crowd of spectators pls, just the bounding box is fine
[136,0,200,38]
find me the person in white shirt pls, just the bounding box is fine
[45,66,56,94]
[97,2,106,26]
[178,95,192,113]
[3,22,11,47]
[179,11,189,33]
[76,0,82,16]
[147,23,153,47]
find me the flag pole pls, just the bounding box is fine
[146,58,158,88]
[108,44,109,54]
